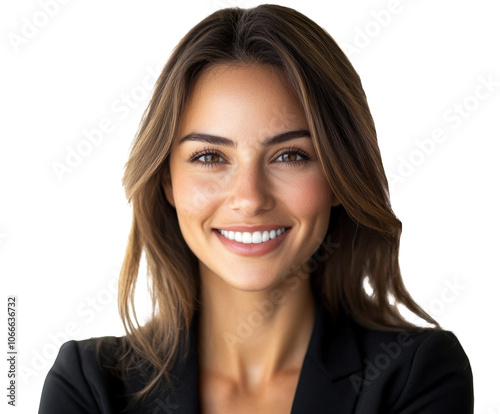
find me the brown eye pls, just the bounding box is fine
[282,153,297,162]
[201,154,222,163]
[188,149,227,168]
[275,152,304,162]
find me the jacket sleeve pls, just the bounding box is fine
[38,340,102,414]
[393,330,474,413]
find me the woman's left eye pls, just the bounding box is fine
[276,152,302,162]
[274,150,310,164]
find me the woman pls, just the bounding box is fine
[39,4,473,413]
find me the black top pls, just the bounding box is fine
[38,300,473,413]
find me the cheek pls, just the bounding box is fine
[280,171,333,217]
[171,171,226,219]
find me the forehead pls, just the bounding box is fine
[178,64,307,142]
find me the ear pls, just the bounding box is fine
[331,190,342,207]
[161,166,176,208]
[332,198,342,207]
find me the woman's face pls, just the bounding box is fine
[163,64,340,291]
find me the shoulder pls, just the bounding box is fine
[38,336,140,414]
[46,336,120,368]
[350,323,473,413]
[44,336,124,380]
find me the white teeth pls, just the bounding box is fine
[221,230,235,240]
[252,232,262,244]
[218,228,287,244]
[262,231,269,242]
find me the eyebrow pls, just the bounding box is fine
[177,129,311,148]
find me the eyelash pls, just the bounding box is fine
[187,146,312,168]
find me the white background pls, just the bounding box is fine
[1,0,499,412]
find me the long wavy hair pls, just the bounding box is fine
[112,3,439,402]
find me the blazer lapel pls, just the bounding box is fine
[290,301,364,413]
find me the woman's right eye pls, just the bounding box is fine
[198,153,224,163]
[189,150,226,167]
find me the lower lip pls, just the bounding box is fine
[213,229,290,257]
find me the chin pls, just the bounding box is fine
[225,272,284,292]
[202,262,288,293]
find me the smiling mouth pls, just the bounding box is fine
[215,228,290,244]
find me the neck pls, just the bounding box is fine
[197,269,317,390]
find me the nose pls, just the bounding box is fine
[226,163,274,216]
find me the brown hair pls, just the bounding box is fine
[113,3,439,402]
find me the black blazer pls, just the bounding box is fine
[39,300,473,413]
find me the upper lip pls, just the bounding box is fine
[214,225,291,232]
